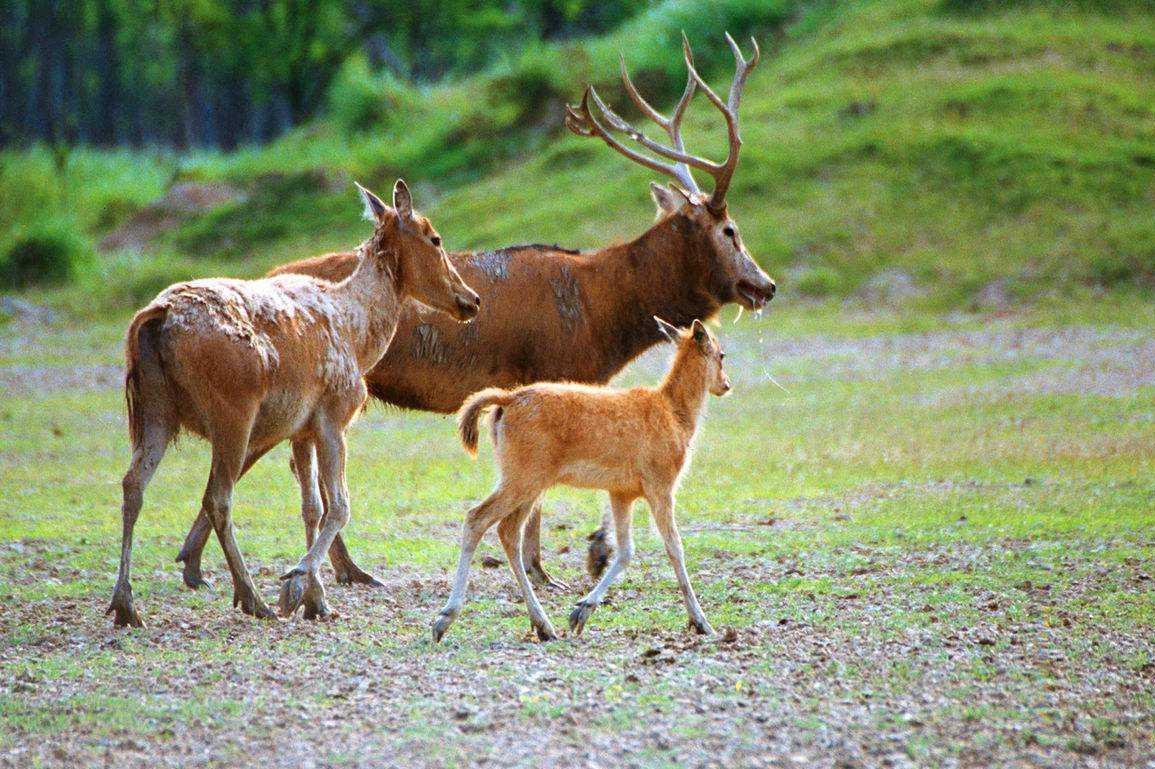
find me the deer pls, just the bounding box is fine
[106,180,480,627]
[173,32,775,596]
[433,317,730,642]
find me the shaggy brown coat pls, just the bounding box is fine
[107,181,479,627]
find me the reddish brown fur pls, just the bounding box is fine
[432,319,730,642]
[271,202,767,411]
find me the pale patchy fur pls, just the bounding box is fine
[107,180,480,629]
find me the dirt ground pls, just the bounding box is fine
[2,533,1153,769]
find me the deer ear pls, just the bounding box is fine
[691,318,708,344]
[653,315,681,343]
[650,182,691,216]
[356,182,389,224]
[393,179,414,220]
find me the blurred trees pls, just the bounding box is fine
[0,0,651,151]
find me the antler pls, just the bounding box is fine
[564,32,760,211]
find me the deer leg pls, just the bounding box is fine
[585,502,616,581]
[107,422,172,628]
[431,487,518,642]
[291,439,383,588]
[203,409,274,620]
[498,501,557,641]
[177,445,270,591]
[290,440,323,550]
[280,421,350,620]
[647,489,714,636]
[570,494,634,636]
[176,512,213,590]
[522,503,568,591]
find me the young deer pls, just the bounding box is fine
[175,32,774,594]
[107,180,479,628]
[432,317,729,642]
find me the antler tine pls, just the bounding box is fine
[617,53,701,193]
[667,63,696,142]
[566,33,757,207]
[565,87,699,192]
[724,32,761,113]
[618,53,666,127]
[681,31,756,210]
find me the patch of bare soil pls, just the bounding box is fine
[710,322,1155,400]
[0,363,121,397]
[1,535,1151,769]
[99,182,243,253]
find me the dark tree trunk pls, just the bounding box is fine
[93,0,121,146]
[176,21,199,148]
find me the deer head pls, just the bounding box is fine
[656,316,731,396]
[357,180,481,321]
[565,33,776,312]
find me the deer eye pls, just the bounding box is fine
[430,235,442,247]
[722,226,735,238]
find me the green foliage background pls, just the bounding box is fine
[0,0,1153,310]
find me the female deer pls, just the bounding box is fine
[107,180,480,627]
[432,318,729,642]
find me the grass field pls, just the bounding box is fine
[2,0,1155,765]
[1,297,1153,767]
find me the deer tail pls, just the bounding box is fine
[124,304,170,449]
[457,387,514,456]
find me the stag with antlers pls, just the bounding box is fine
[173,34,775,595]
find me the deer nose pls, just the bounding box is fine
[767,280,777,298]
[456,290,481,320]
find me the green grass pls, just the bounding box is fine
[1,0,1153,318]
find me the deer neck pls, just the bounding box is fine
[331,251,403,371]
[658,345,710,437]
[584,215,720,374]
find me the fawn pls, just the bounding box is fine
[433,317,729,642]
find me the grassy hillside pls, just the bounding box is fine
[1,0,1153,317]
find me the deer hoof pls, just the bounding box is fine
[279,568,331,620]
[535,622,559,642]
[688,617,716,637]
[234,587,276,620]
[107,586,144,629]
[301,584,336,621]
[568,601,597,636]
[278,568,308,617]
[176,548,213,590]
[334,566,386,588]
[527,562,569,592]
[431,609,458,643]
[182,569,214,592]
[585,528,613,581]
